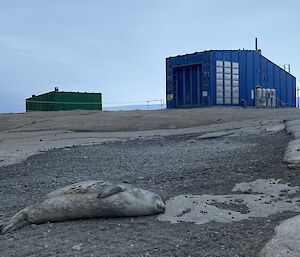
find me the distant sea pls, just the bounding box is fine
[103,104,166,111]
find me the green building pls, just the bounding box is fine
[26,88,102,111]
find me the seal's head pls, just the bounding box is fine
[130,187,166,215]
[152,195,166,214]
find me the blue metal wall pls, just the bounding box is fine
[166,50,296,108]
[166,51,211,108]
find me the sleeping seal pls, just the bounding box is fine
[0,180,165,234]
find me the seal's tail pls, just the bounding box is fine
[0,209,29,234]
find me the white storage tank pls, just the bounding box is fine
[266,88,271,108]
[261,88,267,108]
[255,88,262,108]
[270,89,276,108]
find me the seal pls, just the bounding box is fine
[0,180,166,234]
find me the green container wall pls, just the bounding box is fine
[26,91,102,111]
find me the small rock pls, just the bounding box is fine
[72,244,82,251]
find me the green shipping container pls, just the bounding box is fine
[26,90,102,111]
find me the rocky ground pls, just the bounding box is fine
[1,127,300,257]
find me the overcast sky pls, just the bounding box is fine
[0,0,299,112]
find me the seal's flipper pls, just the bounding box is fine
[97,186,124,198]
[0,209,29,234]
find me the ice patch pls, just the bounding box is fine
[158,179,300,225]
[232,178,299,197]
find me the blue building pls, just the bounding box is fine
[166,50,296,108]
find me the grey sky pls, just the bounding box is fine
[0,0,299,112]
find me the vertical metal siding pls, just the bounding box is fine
[287,76,293,107]
[174,68,178,107]
[231,51,239,62]
[191,65,198,105]
[222,51,231,62]
[267,61,274,89]
[197,65,202,105]
[261,57,268,88]
[246,52,254,106]
[280,70,287,104]
[173,64,204,107]
[253,52,261,88]
[177,67,184,106]
[239,51,247,103]
[202,62,210,106]
[210,52,216,105]
[274,66,280,101]
[184,67,191,105]
[292,77,296,106]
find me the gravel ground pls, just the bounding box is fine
[1,131,300,257]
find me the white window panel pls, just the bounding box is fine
[232,74,239,81]
[216,61,223,67]
[224,74,231,80]
[217,79,223,86]
[217,97,223,104]
[224,86,231,92]
[232,62,239,69]
[224,61,231,67]
[217,91,223,98]
[224,79,231,86]
[216,67,223,73]
[232,87,239,93]
[232,80,239,87]
[232,98,239,104]
[216,73,223,80]
[217,85,223,92]
[224,67,231,74]
[233,92,239,98]
[225,97,231,104]
[232,68,239,75]
[225,92,231,97]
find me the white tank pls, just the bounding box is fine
[255,88,262,108]
[266,88,271,108]
[261,88,267,108]
[270,89,276,108]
